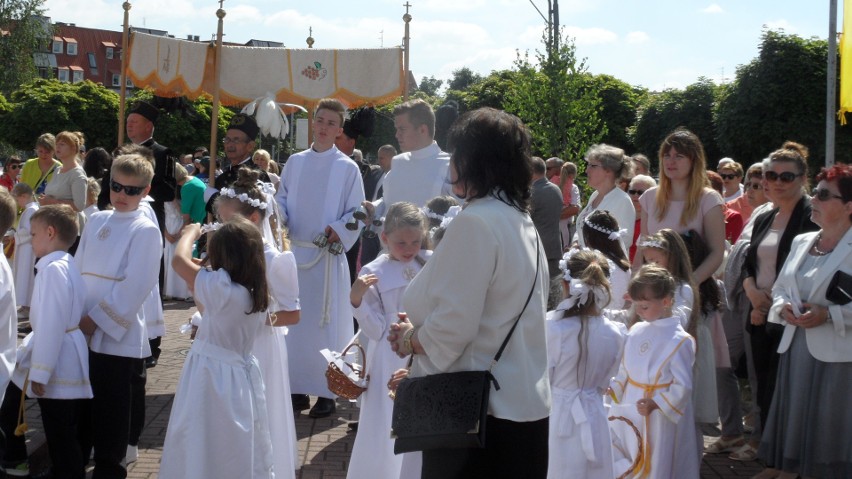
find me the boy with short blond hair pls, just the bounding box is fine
[0,204,91,478]
[10,183,38,318]
[75,153,161,476]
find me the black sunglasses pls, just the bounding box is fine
[628,189,646,196]
[812,187,844,202]
[720,173,739,180]
[110,179,146,196]
[6,164,21,170]
[764,171,802,183]
[747,182,763,190]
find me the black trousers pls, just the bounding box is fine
[421,415,549,479]
[0,382,28,464]
[128,356,146,446]
[38,397,87,479]
[80,351,141,479]
[750,322,784,432]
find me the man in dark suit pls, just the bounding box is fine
[530,156,565,309]
[214,113,269,190]
[124,101,177,230]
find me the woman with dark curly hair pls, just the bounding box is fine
[388,108,550,478]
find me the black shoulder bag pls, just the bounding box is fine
[391,237,541,454]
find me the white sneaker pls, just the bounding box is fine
[125,444,138,464]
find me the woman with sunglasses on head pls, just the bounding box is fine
[38,132,89,252]
[0,157,22,192]
[731,142,819,464]
[754,164,852,479]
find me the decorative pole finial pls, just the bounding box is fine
[306,26,314,48]
[403,2,412,22]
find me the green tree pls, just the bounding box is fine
[715,29,852,172]
[630,78,720,170]
[128,91,235,155]
[0,1,50,96]
[0,79,119,151]
[585,74,645,153]
[418,75,443,97]
[446,69,519,113]
[447,67,482,92]
[504,29,603,162]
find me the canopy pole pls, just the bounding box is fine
[118,1,131,147]
[827,0,838,167]
[403,2,412,100]
[209,2,226,184]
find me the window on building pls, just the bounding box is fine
[37,67,50,79]
[72,70,84,83]
[58,69,69,82]
[112,74,121,87]
[87,53,97,69]
[52,40,63,54]
[126,77,134,88]
[106,47,114,59]
[66,41,77,55]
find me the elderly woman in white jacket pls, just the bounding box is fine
[756,164,852,479]
[387,108,551,479]
[574,144,635,253]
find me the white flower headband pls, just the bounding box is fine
[557,247,613,311]
[220,187,269,210]
[257,181,276,196]
[637,237,665,249]
[200,222,223,235]
[421,207,444,221]
[439,206,461,229]
[584,216,627,241]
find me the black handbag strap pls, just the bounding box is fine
[490,231,541,370]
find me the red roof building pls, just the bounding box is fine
[44,22,132,90]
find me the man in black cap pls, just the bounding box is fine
[214,113,269,190]
[124,101,178,229]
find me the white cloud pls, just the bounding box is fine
[702,4,725,14]
[564,26,618,46]
[764,19,796,32]
[626,31,650,44]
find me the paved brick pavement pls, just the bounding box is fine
[18,300,763,478]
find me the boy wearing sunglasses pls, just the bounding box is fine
[74,153,162,477]
[0,157,22,192]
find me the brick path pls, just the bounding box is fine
[18,300,763,478]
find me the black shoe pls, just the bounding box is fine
[347,421,359,432]
[308,397,336,418]
[291,394,310,411]
[144,356,158,369]
[30,468,54,479]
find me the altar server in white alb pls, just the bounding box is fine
[161,218,273,479]
[274,98,365,418]
[608,265,699,479]
[11,183,38,317]
[0,189,19,408]
[10,205,92,478]
[215,167,301,478]
[346,202,431,479]
[546,248,625,479]
[75,153,162,477]
[371,99,455,214]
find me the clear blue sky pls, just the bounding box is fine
[43,0,840,91]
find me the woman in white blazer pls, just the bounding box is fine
[387,108,551,479]
[757,164,852,479]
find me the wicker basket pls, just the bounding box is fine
[325,342,368,400]
[608,415,644,479]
